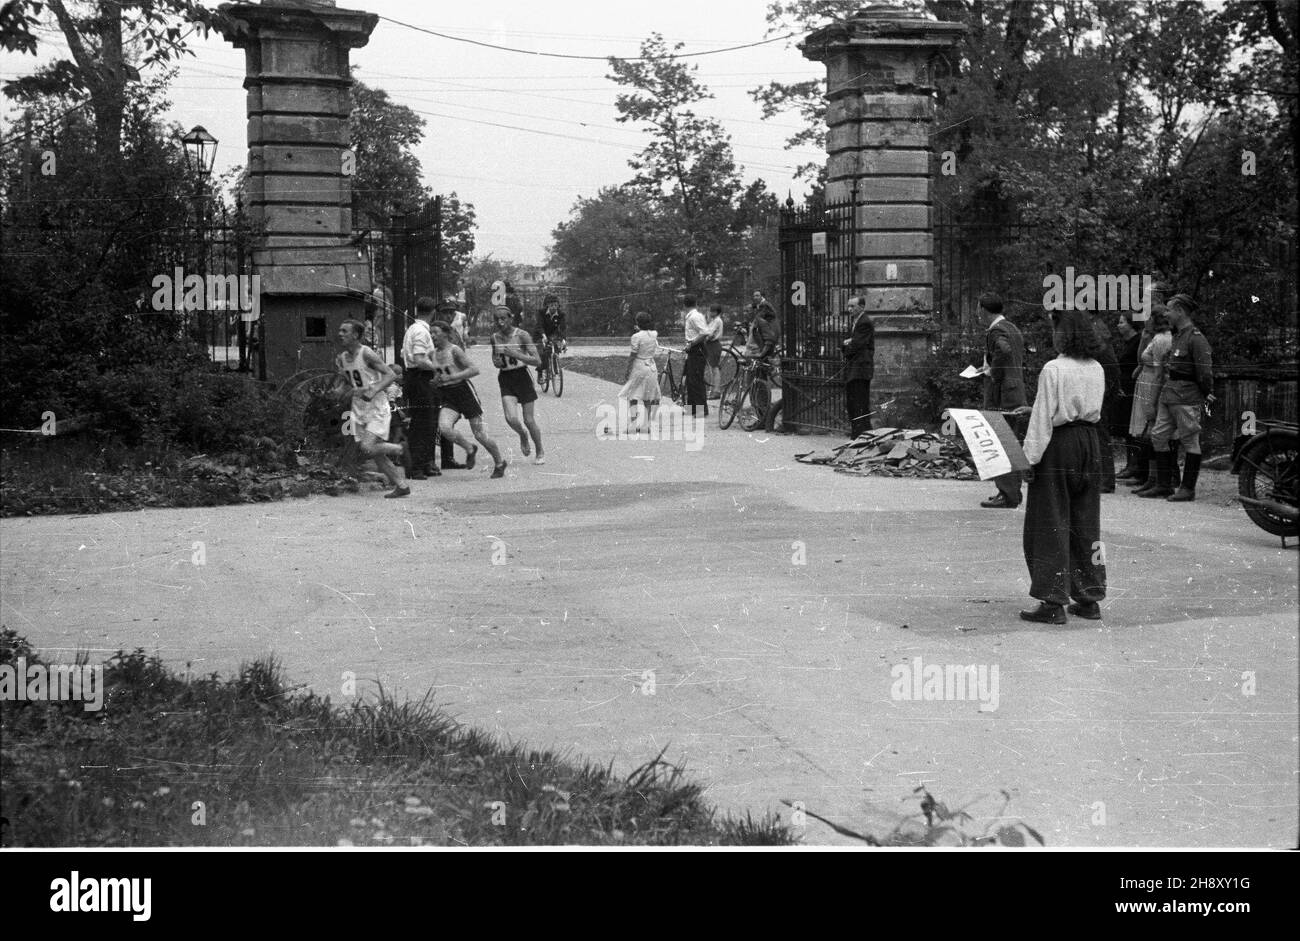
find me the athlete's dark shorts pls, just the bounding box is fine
[497,368,537,404]
[436,381,482,421]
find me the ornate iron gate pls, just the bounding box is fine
[778,198,856,435]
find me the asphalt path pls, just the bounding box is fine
[2,344,1296,846]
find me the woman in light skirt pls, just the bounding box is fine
[1127,306,1175,492]
[619,311,661,434]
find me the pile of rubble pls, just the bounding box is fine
[795,427,978,480]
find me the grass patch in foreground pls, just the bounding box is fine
[0,632,792,847]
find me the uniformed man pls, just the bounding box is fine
[1142,293,1214,501]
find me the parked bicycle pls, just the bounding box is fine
[656,345,688,407]
[718,350,779,431]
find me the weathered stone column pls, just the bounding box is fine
[802,4,964,414]
[220,0,377,381]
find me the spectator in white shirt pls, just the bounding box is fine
[682,295,709,418]
[1018,308,1108,625]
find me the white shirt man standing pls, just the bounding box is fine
[681,294,709,417]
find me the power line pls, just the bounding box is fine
[376,15,798,61]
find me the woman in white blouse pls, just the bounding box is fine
[1017,308,1108,625]
[619,310,660,434]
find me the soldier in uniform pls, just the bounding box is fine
[1142,294,1214,501]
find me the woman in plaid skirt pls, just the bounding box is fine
[1125,306,1173,489]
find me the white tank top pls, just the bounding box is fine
[339,345,384,393]
[491,330,527,371]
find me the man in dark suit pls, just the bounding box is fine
[842,296,875,437]
[978,293,1027,509]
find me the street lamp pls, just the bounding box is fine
[180,125,218,178]
[180,126,218,355]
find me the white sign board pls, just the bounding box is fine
[947,408,1029,481]
[811,232,827,255]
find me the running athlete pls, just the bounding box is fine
[536,293,567,382]
[428,320,509,479]
[490,306,546,464]
[336,319,410,498]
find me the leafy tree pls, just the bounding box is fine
[347,78,475,291]
[607,33,774,291]
[2,0,223,169]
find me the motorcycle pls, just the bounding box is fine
[1230,418,1299,542]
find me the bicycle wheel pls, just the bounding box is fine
[740,378,771,431]
[1238,434,1300,537]
[718,349,740,391]
[717,377,739,428]
[553,356,564,397]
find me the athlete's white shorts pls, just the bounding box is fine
[351,398,392,440]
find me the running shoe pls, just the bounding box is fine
[384,485,411,499]
[465,445,478,470]
[533,455,545,465]
[490,461,508,479]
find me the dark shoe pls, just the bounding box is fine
[1067,601,1102,620]
[384,485,411,499]
[1166,488,1196,502]
[465,446,478,470]
[427,466,442,477]
[1100,484,1116,494]
[1116,465,1140,480]
[1137,485,1174,498]
[1019,602,1066,624]
[407,472,428,481]
[980,493,1020,509]
[1127,475,1151,488]
[490,461,508,479]
[441,460,466,470]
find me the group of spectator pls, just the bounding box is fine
[959,285,1215,624]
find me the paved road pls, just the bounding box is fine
[3,345,1296,846]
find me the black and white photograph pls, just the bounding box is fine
[1,0,1296,886]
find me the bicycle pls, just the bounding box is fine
[537,336,565,398]
[718,350,779,431]
[656,345,688,407]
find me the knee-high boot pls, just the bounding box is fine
[1137,449,1175,498]
[1167,452,1201,501]
[1128,439,1154,489]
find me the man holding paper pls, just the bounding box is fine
[976,293,1027,509]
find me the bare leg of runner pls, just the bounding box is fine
[500,396,530,456]
[358,431,408,496]
[520,401,544,461]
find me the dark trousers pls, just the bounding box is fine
[993,410,1027,505]
[846,377,872,437]
[1023,423,1106,607]
[685,344,708,407]
[405,371,438,472]
[1097,393,1116,490]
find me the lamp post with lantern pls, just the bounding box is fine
[180,125,217,350]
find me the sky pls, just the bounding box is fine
[4,0,828,266]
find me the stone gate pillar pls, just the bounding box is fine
[801,4,964,414]
[219,0,378,381]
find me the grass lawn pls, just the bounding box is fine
[0,632,792,847]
